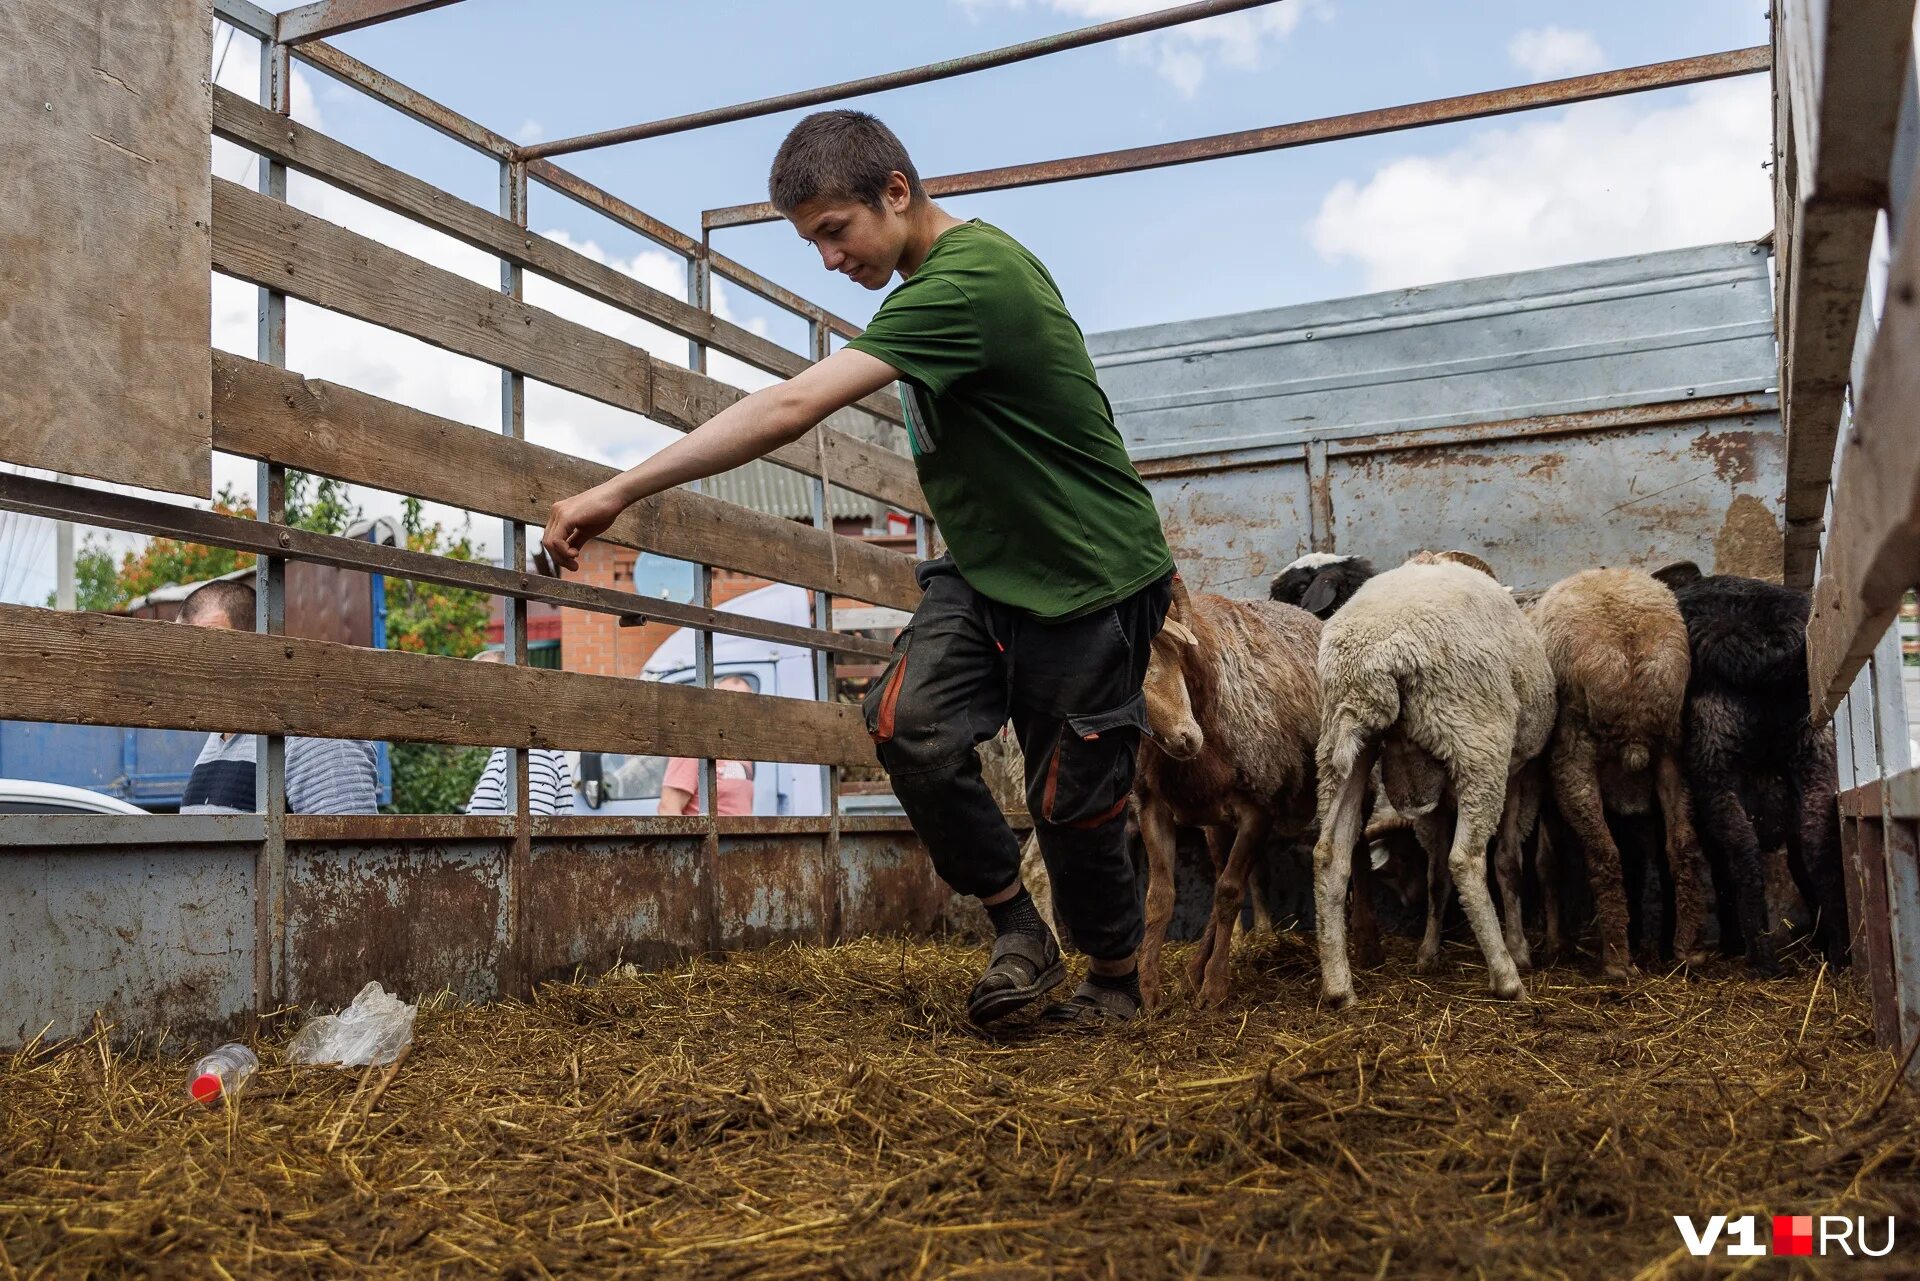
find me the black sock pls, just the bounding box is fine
[985,887,1048,941]
[1087,967,1141,1004]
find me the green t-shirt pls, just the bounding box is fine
[847,220,1173,621]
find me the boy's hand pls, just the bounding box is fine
[541,482,631,572]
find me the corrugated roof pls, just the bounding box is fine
[703,458,890,522]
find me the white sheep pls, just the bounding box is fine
[1311,551,1556,1007]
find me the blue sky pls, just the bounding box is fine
[2,0,1774,604]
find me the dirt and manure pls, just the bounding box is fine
[4,935,1917,1278]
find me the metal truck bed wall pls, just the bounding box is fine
[1090,242,1784,595]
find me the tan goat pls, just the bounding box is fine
[1528,567,1702,975]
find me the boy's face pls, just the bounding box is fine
[785,171,915,290]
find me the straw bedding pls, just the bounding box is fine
[3,934,1917,1279]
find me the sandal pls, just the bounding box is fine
[967,931,1065,1025]
[1040,979,1140,1026]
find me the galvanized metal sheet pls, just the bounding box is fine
[525,836,707,981]
[0,845,253,1047]
[286,840,508,1009]
[1098,244,1787,595]
[838,830,967,939]
[1093,242,1777,461]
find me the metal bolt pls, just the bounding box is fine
[44,102,52,111]
[279,532,291,547]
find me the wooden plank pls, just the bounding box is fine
[277,0,465,44]
[0,605,876,769]
[1774,0,1915,586]
[1804,148,1920,711]
[211,353,923,610]
[211,89,905,428]
[0,0,212,496]
[0,471,896,658]
[209,179,925,514]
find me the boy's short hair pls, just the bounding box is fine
[768,110,925,215]
[179,578,256,628]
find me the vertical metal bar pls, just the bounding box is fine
[689,242,719,953]
[808,317,843,938]
[253,36,291,1021]
[500,157,532,997]
[1305,438,1333,553]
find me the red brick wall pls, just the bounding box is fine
[563,541,770,677]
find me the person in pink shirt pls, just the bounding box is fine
[659,673,758,816]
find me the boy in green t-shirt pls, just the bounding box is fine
[542,111,1175,1026]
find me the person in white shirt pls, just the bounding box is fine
[463,649,575,816]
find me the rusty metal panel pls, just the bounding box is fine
[1326,414,1786,591]
[838,830,964,939]
[285,840,507,1009]
[1095,243,1786,592]
[1,845,253,1048]
[524,837,707,982]
[1141,454,1313,596]
[714,835,830,951]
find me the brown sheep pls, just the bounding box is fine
[1136,580,1323,1008]
[1529,567,1702,977]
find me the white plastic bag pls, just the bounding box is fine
[286,980,416,1067]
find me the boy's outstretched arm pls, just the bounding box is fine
[540,348,901,571]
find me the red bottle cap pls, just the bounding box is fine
[190,1072,223,1103]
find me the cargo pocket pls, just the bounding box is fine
[1034,693,1150,829]
[863,628,912,744]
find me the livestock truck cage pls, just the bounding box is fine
[1,0,1917,1067]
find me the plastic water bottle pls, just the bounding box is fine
[188,1044,259,1103]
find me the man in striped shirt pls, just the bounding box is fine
[175,581,381,815]
[463,650,575,816]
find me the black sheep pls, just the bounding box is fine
[1654,563,1849,975]
[1269,553,1376,620]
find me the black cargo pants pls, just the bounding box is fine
[863,556,1174,961]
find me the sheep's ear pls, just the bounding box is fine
[1301,570,1340,616]
[1435,550,1497,579]
[1160,618,1197,647]
[1649,559,1702,589]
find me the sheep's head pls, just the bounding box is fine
[1144,608,1203,761]
[1270,553,1375,619]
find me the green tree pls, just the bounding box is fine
[382,497,494,814]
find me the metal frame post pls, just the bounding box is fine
[253,35,291,1021]
[807,316,843,936]
[500,157,532,995]
[689,241,720,952]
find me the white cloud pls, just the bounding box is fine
[1507,26,1606,80]
[513,118,545,145]
[1310,78,1771,292]
[957,0,1324,96]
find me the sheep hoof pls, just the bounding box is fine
[1414,949,1442,975]
[1196,979,1230,1008]
[1491,976,1526,1001]
[1602,962,1636,982]
[1512,949,1534,977]
[1322,986,1357,1011]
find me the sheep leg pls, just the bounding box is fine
[1186,826,1231,991]
[1136,795,1179,1011]
[1696,783,1779,976]
[1196,809,1270,1006]
[1552,723,1634,980]
[1535,817,1563,966]
[1350,785,1385,969]
[1787,776,1849,968]
[1655,752,1707,966]
[1413,813,1452,974]
[1448,770,1528,1001]
[1313,753,1374,1009]
[1494,768,1536,975]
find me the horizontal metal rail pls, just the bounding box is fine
[0,474,893,660]
[704,47,1772,229]
[277,0,465,44]
[518,0,1287,160]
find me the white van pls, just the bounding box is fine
[575,582,827,817]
